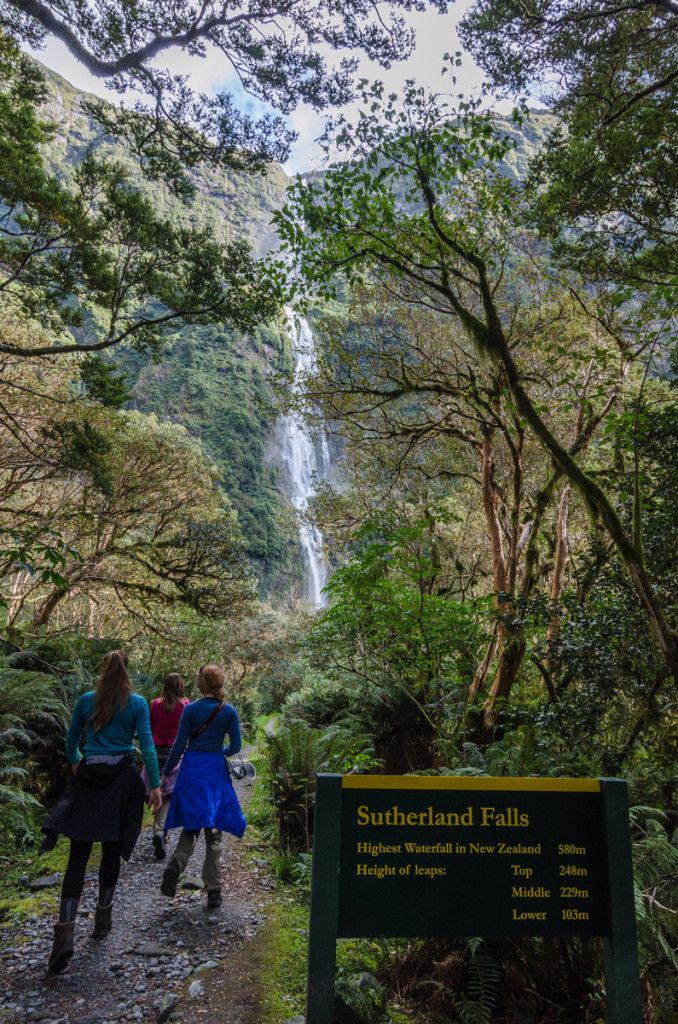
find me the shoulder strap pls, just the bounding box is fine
[190,701,225,742]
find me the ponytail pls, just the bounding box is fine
[89,650,133,731]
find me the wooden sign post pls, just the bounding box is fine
[306,775,642,1024]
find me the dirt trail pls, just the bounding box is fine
[0,775,275,1024]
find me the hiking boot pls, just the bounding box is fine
[48,921,75,972]
[207,888,222,909]
[93,901,112,938]
[153,834,166,860]
[161,861,180,897]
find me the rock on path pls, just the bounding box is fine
[0,778,272,1024]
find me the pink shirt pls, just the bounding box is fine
[149,697,189,746]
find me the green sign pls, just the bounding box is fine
[307,775,642,1024]
[339,775,606,937]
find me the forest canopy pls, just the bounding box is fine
[1,0,449,191]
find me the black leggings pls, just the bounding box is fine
[61,840,122,901]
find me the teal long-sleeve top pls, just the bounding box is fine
[162,698,241,777]
[65,691,160,788]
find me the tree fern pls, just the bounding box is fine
[266,721,359,850]
[485,740,523,777]
[440,737,525,777]
[630,805,678,890]
[0,749,41,808]
[461,951,501,1024]
[654,923,678,973]
[463,742,488,773]
[628,802,678,1005]
[0,669,69,745]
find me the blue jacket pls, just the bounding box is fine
[163,698,241,777]
[65,691,160,788]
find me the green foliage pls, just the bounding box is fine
[314,508,483,681]
[277,73,521,311]
[266,720,361,851]
[1,370,260,632]
[279,59,678,700]
[0,747,40,809]
[335,972,386,1024]
[0,527,75,606]
[0,42,283,359]
[283,677,355,728]
[459,0,678,292]
[511,395,678,780]
[457,950,500,1024]
[115,320,298,591]
[624,805,678,1012]
[0,648,72,854]
[40,417,114,493]
[79,355,131,409]
[256,644,318,714]
[0,666,69,748]
[304,508,487,770]
[436,737,527,779]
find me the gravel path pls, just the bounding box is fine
[0,776,274,1024]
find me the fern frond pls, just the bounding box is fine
[0,764,29,782]
[462,742,488,772]
[0,784,41,808]
[655,923,678,971]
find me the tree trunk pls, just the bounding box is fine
[482,632,527,733]
[6,570,30,627]
[468,430,508,701]
[541,483,571,687]
[475,426,529,730]
[480,427,508,597]
[468,622,498,699]
[30,587,69,629]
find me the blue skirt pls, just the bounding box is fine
[164,750,246,837]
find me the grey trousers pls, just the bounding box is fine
[169,828,223,891]
[153,795,171,836]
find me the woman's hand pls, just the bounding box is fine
[148,786,162,813]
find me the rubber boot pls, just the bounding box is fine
[48,921,75,972]
[93,901,113,938]
[207,888,222,909]
[161,860,180,897]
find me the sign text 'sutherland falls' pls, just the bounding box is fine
[356,804,529,827]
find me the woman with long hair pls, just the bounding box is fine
[41,650,161,972]
[146,672,189,859]
[159,664,246,909]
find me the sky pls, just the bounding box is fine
[27,1,503,176]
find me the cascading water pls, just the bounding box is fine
[278,310,331,608]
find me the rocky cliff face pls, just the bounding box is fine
[38,64,291,257]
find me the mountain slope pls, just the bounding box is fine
[36,63,557,600]
[37,63,301,597]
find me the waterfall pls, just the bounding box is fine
[279,310,330,608]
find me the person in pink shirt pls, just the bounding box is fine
[145,673,189,859]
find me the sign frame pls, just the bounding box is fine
[306,774,643,1024]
